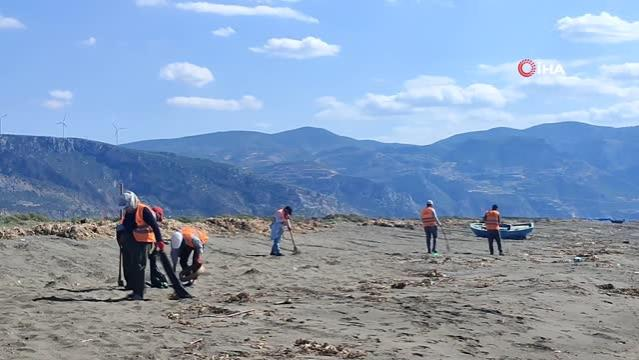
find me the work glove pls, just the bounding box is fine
[155,240,165,252]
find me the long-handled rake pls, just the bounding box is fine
[288,229,300,255]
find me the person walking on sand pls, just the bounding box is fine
[420,200,442,255]
[483,204,504,256]
[170,226,208,286]
[270,206,293,256]
[118,191,165,300]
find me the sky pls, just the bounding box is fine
[2,0,639,145]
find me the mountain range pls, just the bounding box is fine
[1,122,637,219]
[125,122,639,219]
[0,135,344,218]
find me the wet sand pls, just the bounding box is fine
[1,219,638,359]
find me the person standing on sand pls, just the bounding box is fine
[483,204,504,256]
[270,206,293,256]
[118,191,165,300]
[170,226,208,286]
[420,200,442,255]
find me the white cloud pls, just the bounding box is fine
[166,95,263,111]
[212,26,236,37]
[43,90,73,110]
[136,0,169,7]
[80,36,97,47]
[557,12,639,43]
[250,36,339,59]
[160,62,214,87]
[175,2,318,23]
[43,100,67,110]
[0,15,25,29]
[316,74,512,120]
[533,100,639,126]
[50,90,73,101]
[478,59,639,98]
[372,107,516,144]
[315,96,367,120]
[601,63,639,77]
[397,75,508,107]
[367,100,639,145]
[253,0,301,3]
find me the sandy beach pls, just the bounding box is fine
[1,219,638,359]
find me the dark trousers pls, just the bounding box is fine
[487,230,503,254]
[124,236,151,297]
[424,226,438,253]
[116,228,133,288]
[179,242,202,273]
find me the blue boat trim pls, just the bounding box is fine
[469,222,534,240]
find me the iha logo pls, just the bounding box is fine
[518,59,565,78]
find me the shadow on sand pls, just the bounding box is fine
[32,295,144,303]
[55,287,128,293]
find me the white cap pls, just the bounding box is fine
[427,200,434,206]
[171,231,183,249]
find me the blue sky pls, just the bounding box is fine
[2,0,639,145]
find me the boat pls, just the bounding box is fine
[470,222,534,240]
[594,218,625,224]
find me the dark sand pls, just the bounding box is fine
[1,219,638,359]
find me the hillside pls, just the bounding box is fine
[0,135,345,218]
[125,122,639,219]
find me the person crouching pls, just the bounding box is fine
[170,227,208,286]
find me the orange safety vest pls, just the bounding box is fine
[484,210,501,231]
[121,204,156,243]
[421,207,437,227]
[182,226,209,248]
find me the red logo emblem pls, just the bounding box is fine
[518,59,536,77]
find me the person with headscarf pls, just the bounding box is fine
[118,191,165,300]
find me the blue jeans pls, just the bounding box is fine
[270,222,284,255]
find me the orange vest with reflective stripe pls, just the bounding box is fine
[421,207,437,227]
[182,227,208,248]
[484,210,501,231]
[120,204,156,243]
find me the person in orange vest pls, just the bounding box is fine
[420,200,442,254]
[118,191,165,300]
[483,204,504,256]
[270,206,292,256]
[170,226,208,286]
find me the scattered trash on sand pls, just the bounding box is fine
[596,283,639,297]
[294,339,366,358]
[0,216,334,240]
[225,292,251,303]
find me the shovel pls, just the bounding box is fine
[288,229,300,255]
[117,250,125,287]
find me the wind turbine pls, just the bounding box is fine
[0,114,6,135]
[57,113,68,138]
[112,122,126,145]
